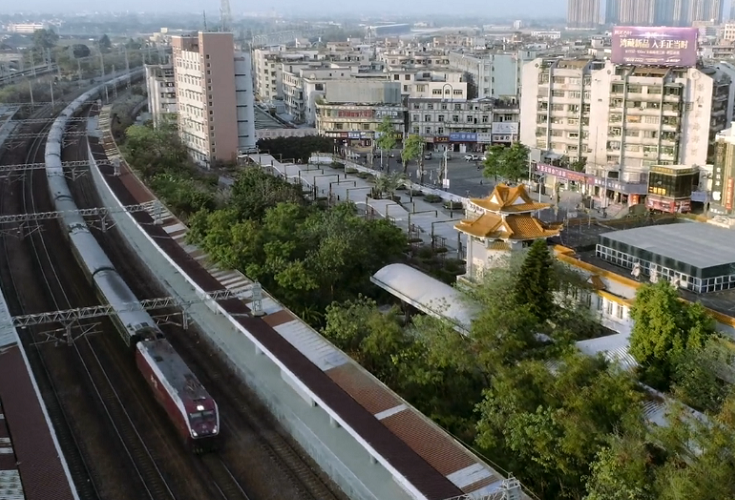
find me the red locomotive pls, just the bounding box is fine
[135,338,220,452]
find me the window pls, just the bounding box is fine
[425,127,431,133]
[413,114,419,122]
[438,115,444,122]
[453,89,462,95]
[394,74,400,80]
[452,115,459,122]
[432,89,442,95]
[616,304,624,319]
[424,115,431,121]
[552,90,565,98]
[552,76,565,84]
[606,300,613,315]
[438,126,444,134]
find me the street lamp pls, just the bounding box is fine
[440,83,455,189]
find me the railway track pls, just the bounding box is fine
[0,111,103,500]
[63,104,250,500]
[73,102,348,500]
[0,95,211,500]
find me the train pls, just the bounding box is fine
[43,72,220,452]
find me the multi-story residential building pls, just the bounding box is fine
[281,62,387,125]
[315,81,405,149]
[711,124,735,214]
[567,0,601,28]
[384,67,468,100]
[254,44,373,103]
[447,50,532,100]
[409,98,519,153]
[606,0,656,25]
[6,23,47,34]
[171,32,256,165]
[145,64,178,128]
[521,57,733,203]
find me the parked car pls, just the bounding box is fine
[424,152,433,160]
[464,154,480,161]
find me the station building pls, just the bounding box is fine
[596,222,735,294]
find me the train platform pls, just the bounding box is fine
[0,291,77,500]
[91,108,527,500]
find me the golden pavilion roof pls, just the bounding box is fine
[470,183,550,214]
[455,212,563,241]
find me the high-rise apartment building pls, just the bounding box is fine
[688,0,724,23]
[567,0,601,28]
[606,0,655,25]
[654,0,688,26]
[520,58,732,174]
[145,64,177,128]
[171,32,256,166]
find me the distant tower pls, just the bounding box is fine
[220,0,232,33]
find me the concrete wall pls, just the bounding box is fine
[86,146,411,500]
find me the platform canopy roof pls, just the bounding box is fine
[371,263,477,333]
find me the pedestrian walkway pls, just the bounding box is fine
[249,154,467,253]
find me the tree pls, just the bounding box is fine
[481,144,506,181]
[98,34,112,53]
[69,44,91,59]
[32,28,58,51]
[372,172,405,199]
[401,134,423,175]
[475,352,643,499]
[671,339,734,413]
[585,433,656,500]
[229,167,305,222]
[513,240,555,323]
[256,136,334,163]
[375,117,397,155]
[629,280,716,388]
[124,124,189,179]
[482,142,529,182]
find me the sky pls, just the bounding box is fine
[10,0,569,17]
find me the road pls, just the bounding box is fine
[347,149,587,223]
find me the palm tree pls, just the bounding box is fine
[373,172,406,200]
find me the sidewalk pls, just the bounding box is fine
[249,154,467,254]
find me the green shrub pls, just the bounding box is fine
[332,162,345,169]
[345,167,358,174]
[424,194,443,203]
[410,190,424,196]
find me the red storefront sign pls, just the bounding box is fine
[726,178,734,211]
[434,136,449,143]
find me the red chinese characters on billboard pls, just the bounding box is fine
[337,110,374,118]
[726,178,734,211]
[612,27,698,67]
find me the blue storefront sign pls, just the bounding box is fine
[449,132,477,142]
[348,131,361,139]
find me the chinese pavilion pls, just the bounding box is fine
[455,183,563,280]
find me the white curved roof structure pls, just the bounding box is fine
[371,263,477,332]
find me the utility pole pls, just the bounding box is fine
[28,80,34,107]
[124,46,130,87]
[50,81,54,107]
[99,51,108,102]
[112,65,117,99]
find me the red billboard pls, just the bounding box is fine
[611,27,698,67]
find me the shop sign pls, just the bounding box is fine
[476,133,492,143]
[491,122,519,135]
[535,163,586,183]
[492,134,513,142]
[727,178,734,211]
[712,163,724,203]
[449,132,477,142]
[348,131,361,139]
[434,136,450,143]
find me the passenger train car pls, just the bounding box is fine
[43,73,219,451]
